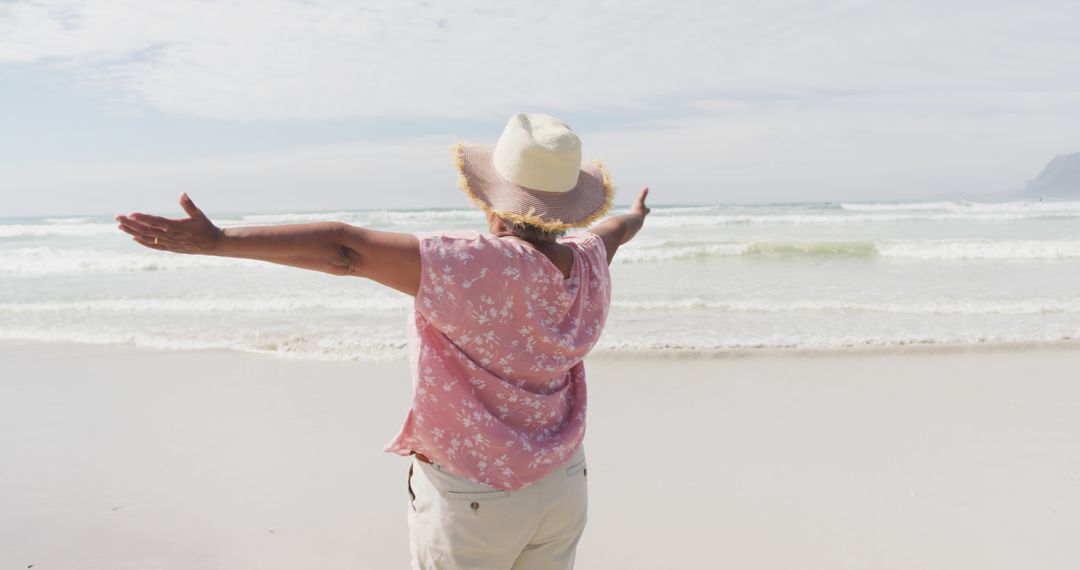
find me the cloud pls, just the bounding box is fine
[0,135,464,216]
[6,95,1078,218]
[3,0,1079,121]
[3,0,1080,215]
[590,95,1080,204]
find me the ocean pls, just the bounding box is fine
[3,200,1080,360]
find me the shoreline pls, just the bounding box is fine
[591,336,1080,359]
[4,335,1080,363]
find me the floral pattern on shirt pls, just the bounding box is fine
[384,230,611,490]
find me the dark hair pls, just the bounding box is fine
[503,219,565,242]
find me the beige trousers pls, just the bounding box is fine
[406,445,588,570]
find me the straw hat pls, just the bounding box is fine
[452,113,615,232]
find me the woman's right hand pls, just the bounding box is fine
[631,187,651,217]
[591,186,652,265]
[115,193,223,255]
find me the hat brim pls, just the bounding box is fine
[451,142,615,232]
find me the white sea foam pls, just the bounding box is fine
[229,208,484,227]
[4,323,1075,361]
[611,298,1080,315]
[0,248,266,275]
[839,200,1080,213]
[0,223,118,238]
[0,296,410,313]
[0,327,408,361]
[44,217,96,224]
[617,240,880,262]
[3,295,1072,317]
[590,333,1080,356]
[644,211,1080,227]
[616,238,1080,263]
[626,205,723,215]
[615,242,752,262]
[878,239,1080,260]
[0,209,485,240]
[230,210,368,224]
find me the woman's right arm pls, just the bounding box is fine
[116,193,421,296]
[589,187,650,264]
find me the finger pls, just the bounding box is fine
[137,232,184,249]
[132,235,168,251]
[117,223,147,239]
[128,212,176,231]
[634,189,649,210]
[117,217,168,239]
[119,226,176,248]
[179,192,207,221]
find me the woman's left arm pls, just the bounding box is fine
[116,193,420,296]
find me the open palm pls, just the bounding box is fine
[115,193,222,254]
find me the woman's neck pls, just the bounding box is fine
[492,230,558,246]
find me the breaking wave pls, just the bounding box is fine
[611,298,1080,315]
[617,238,1080,263]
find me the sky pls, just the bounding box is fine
[2,0,1080,217]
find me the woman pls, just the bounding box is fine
[115,112,650,569]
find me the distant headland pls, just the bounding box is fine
[1024,152,1080,198]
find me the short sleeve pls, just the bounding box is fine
[580,231,608,266]
[413,230,500,330]
[563,230,609,276]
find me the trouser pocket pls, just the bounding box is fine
[565,456,587,477]
[418,461,513,516]
[444,489,512,516]
[408,465,533,569]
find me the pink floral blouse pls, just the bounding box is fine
[384,229,611,491]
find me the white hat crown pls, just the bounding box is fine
[492,113,582,194]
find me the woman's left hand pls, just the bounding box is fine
[115,193,222,254]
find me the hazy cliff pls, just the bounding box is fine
[1024,153,1080,197]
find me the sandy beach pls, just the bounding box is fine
[6,1,1080,568]
[2,340,1078,569]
